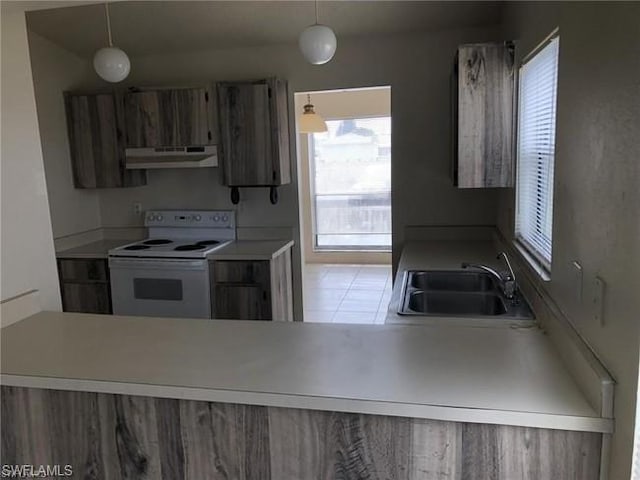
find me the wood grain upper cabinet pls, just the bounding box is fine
[453,42,515,188]
[123,86,215,147]
[64,92,146,188]
[216,78,291,187]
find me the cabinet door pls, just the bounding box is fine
[456,42,515,188]
[214,284,271,320]
[64,93,146,188]
[217,81,275,186]
[124,87,214,147]
[61,283,112,314]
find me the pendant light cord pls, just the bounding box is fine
[104,2,113,47]
[314,0,319,25]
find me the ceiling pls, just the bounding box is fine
[26,1,504,58]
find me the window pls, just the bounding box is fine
[310,117,391,250]
[515,35,559,272]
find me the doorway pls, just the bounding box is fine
[295,86,392,324]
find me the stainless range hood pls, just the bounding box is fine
[125,146,218,169]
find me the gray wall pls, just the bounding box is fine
[28,32,101,240]
[498,3,640,478]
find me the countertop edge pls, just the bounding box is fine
[208,240,294,261]
[0,374,613,434]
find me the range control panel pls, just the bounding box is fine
[144,210,236,229]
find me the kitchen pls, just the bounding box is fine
[1,1,639,479]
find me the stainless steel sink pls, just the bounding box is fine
[398,270,534,320]
[410,270,496,292]
[407,291,507,316]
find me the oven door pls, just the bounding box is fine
[109,257,211,319]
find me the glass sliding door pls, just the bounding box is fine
[310,117,391,251]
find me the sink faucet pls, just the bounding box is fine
[461,252,517,299]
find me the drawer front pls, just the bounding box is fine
[213,260,270,284]
[58,259,108,283]
[61,283,112,314]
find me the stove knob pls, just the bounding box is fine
[213,215,220,222]
[222,215,229,222]
[194,215,202,221]
[157,215,163,221]
[147,214,155,222]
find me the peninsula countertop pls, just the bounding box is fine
[207,240,294,260]
[1,309,611,433]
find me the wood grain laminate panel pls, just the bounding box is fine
[456,42,514,188]
[270,78,291,185]
[214,284,271,320]
[60,283,111,314]
[410,419,462,479]
[1,387,603,480]
[123,87,214,148]
[270,248,294,321]
[58,259,108,283]
[461,423,602,480]
[64,92,146,189]
[213,260,270,284]
[268,407,413,480]
[217,78,291,187]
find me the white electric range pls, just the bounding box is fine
[108,210,235,319]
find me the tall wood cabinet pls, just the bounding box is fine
[64,92,146,188]
[217,78,291,196]
[453,42,515,188]
[123,86,215,147]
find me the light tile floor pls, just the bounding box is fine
[303,264,393,324]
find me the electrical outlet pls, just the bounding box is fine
[133,202,142,215]
[593,276,606,326]
[571,261,583,302]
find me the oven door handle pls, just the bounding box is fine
[108,257,208,271]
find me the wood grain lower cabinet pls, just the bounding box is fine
[64,92,146,189]
[453,42,515,188]
[210,248,293,321]
[1,386,603,480]
[57,258,112,314]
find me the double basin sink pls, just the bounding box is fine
[398,270,535,320]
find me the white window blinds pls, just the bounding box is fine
[515,36,559,269]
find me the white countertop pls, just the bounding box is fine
[56,239,135,259]
[208,240,294,261]
[1,307,611,433]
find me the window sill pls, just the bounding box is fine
[513,241,551,282]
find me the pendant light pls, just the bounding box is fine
[93,2,130,83]
[299,94,328,133]
[298,0,337,65]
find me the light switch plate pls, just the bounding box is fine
[571,261,583,302]
[593,276,606,326]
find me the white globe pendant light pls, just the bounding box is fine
[298,1,337,65]
[93,3,130,83]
